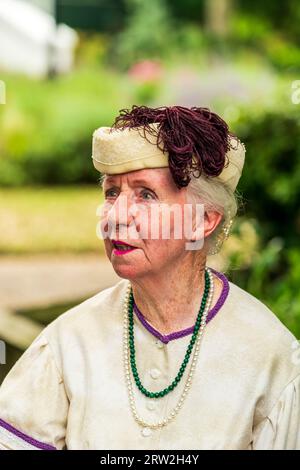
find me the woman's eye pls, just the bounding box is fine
[140,190,155,201]
[105,189,118,198]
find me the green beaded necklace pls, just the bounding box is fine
[127,268,211,399]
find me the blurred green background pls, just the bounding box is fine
[1,0,300,380]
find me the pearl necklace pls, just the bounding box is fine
[122,267,214,430]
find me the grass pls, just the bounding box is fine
[0,185,105,254]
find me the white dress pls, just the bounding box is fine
[0,269,299,450]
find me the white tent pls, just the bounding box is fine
[0,0,78,77]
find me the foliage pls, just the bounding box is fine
[223,109,300,337]
[112,0,174,69]
[235,0,300,45]
[0,67,132,186]
[230,14,300,71]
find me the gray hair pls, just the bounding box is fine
[186,174,243,255]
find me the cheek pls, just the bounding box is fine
[137,204,187,244]
[137,205,173,239]
[143,238,184,265]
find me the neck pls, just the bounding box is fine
[131,253,212,335]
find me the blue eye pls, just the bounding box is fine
[105,188,118,198]
[141,190,155,200]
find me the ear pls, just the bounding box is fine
[190,210,223,242]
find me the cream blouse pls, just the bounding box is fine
[0,269,299,450]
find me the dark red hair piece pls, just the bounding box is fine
[111,105,234,188]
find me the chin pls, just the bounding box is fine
[111,262,146,281]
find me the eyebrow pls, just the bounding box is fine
[104,177,156,189]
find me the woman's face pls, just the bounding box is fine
[101,168,194,280]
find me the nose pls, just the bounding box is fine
[106,193,137,239]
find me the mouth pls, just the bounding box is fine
[111,240,138,256]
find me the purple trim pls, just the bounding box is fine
[0,418,56,450]
[133,267,230,344]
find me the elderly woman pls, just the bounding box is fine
[0,105,299,451]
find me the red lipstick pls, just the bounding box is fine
[111,240,138,256]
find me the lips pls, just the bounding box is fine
[112,239,136,249]
[111,240,138,255]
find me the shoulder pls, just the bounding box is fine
[218,279,300,412]
[53,277,127,323]
[224,280,296,347]
[40,278,129,353]
[212,272,296,357]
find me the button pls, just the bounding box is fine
[155,340,164,349]
[141,427,152,437]
[146,400,156,411]
[150,368,161,379]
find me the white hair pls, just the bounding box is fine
[186,174,243,255]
